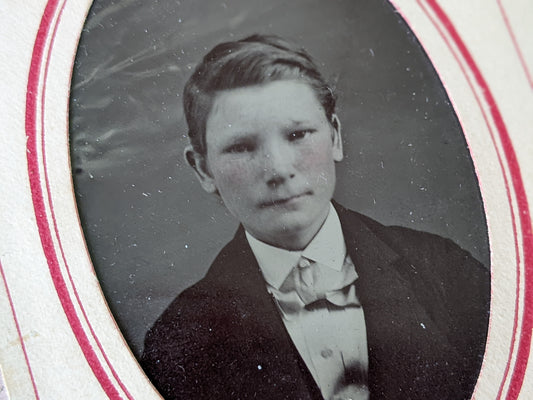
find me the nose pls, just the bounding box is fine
[262,142,296,188]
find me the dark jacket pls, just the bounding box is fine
[141,203,490,399]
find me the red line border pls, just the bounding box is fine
[0,259,40,399]
[421,3,533,398]
[497,0,533,89]
[18,0,533,398]
[402,1,533,398]
[25,1,126,399]
[409,2,522,398]
[37,0,136,398]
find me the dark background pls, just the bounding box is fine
[70,0,489,358]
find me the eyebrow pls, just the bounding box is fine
[219,132,258,149]
[287,119,308,126]
[282,119,317,130]
[223,131,258,140]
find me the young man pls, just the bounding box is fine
[141,35,490,400]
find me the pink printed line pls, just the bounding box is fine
[37,1,135,398]
[412,2,521,398]
[25,1,124,399]
[497,0,533,89]
[0,259,40,399]
[422,1,533,399]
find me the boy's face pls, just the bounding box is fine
[189,80,343,250]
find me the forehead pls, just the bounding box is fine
[206,80,327,131]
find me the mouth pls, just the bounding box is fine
[259,191,312,208]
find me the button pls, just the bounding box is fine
[298,258,311,269]
[321,348,333,358]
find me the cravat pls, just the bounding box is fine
[295,258,318,304]
[275,256,360,316]
[269,255,369,400]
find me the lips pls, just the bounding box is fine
[259,191,312,208]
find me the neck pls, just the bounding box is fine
[246,206,330,251]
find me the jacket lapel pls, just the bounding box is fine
[206,227,324,399]
[211,205,460,399]
[336,204,460,398]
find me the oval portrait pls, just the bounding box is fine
[70,1,490,399]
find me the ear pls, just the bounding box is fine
[330,114,344,162]
[184,145,218,194]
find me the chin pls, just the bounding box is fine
[274,218,317,238]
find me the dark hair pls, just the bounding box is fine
[183,34,337,156]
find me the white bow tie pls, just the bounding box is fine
[274,257,360,317]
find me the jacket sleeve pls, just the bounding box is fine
[385,225,491,398]
[140,287,226,400]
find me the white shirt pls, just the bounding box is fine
[246,204,369,400]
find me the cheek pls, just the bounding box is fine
[211,158,255,194]
[299,142,335,175]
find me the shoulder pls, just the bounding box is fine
[140,269,239,398]
[337,202,490,323]
[335,201,490,329]
[339,203,457,249]
[140,229,269,398]
[141,237,249,358]
[335,201,488,278]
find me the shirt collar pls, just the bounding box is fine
[246,203,346,289]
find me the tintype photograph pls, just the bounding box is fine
[69,1,491,399]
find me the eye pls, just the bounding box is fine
[288,129,314,141]
[224,141,255,154]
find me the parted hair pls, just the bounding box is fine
[183,34,337,156]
